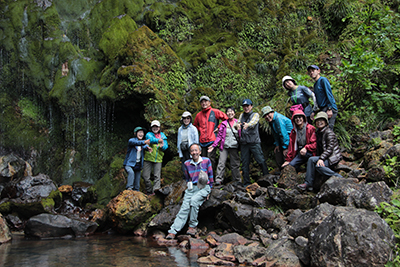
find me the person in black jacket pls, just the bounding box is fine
[298,111,342,191]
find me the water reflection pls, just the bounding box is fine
[0,233,200,267]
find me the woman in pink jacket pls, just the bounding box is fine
[282,110,317,171]
[208,107,241,185]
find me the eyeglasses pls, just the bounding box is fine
[294,116,303,120]
[182,117,190,120]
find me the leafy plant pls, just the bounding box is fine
[383,156,400,187]
[376,192,400,266]
[393,125,400,144]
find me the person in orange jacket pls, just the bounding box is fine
[193,95,228,170]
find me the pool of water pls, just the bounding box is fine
[0,233,200,267]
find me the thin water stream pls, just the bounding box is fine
[0,233,200,267]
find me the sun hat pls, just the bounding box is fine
[261,106,274,118]
[314,111,328,124]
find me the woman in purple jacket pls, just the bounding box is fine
[208,107,241,185]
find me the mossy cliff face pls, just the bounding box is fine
[1,0,399,193]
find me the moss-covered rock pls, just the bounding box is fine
[99,15,138,62]
[94,155,126,205]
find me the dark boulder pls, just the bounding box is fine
[278,165,303,189]
[24,213,97,238]
[316,177,393,211]
[0,174,61,218]
[267,186,313,210]
[147,203,181,231]
[219,201,254,234]
[289,203,335,238]
[308,206,395,267]
[71,182,97,206]
[0,213,11,243]
[0,154,30,180]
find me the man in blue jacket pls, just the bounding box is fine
[307,65,338,129]
[262,106,293,169]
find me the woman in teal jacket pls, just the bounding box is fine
[262,106,293,169]
[143,120,168,195]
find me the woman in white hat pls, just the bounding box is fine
[177,111,199,176]
[142,120,168,195]
[282,75,317,123]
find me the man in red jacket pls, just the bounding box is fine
[193,95,228,170]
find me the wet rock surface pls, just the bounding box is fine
[0,213,11,243]
[24,213,98,238]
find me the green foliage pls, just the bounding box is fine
[383,156,400,187]
[337,1,400,117]
[192,47,272,111]
[393,125,400,143]
[18,97,47,126]
[376,191,400,265]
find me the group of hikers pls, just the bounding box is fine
[123,64,343,239]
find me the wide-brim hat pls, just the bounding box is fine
[261,106,274,118]
[314,111,328,124]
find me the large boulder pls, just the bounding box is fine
[106,190,154,233]
[0,174,61,218]
[218,201,254,234]
[71,182,97,206]
[0,154,31,181]
[24,213,97,238]
[147,204,181,232]
[316,177,393,210]
[0,213,11,243]
[308,206,395,266]
[277,165,303,189]
[267,186,313,210]
[289,203,336,238]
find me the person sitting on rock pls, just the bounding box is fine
[298,111,342,191]
[282,110,317,172]
[166,143,213,239]
[123,127,153,191]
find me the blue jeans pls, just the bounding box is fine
[168,184,211,234]
[305,156,342,186]
[125,165,141,191]
[289,151,313,172]
[241,143,268,185]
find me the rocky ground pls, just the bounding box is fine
[0,122,399,266]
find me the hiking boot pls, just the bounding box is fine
[297,183,313,191]
[186,227,197,237]
[166,233,175,239]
